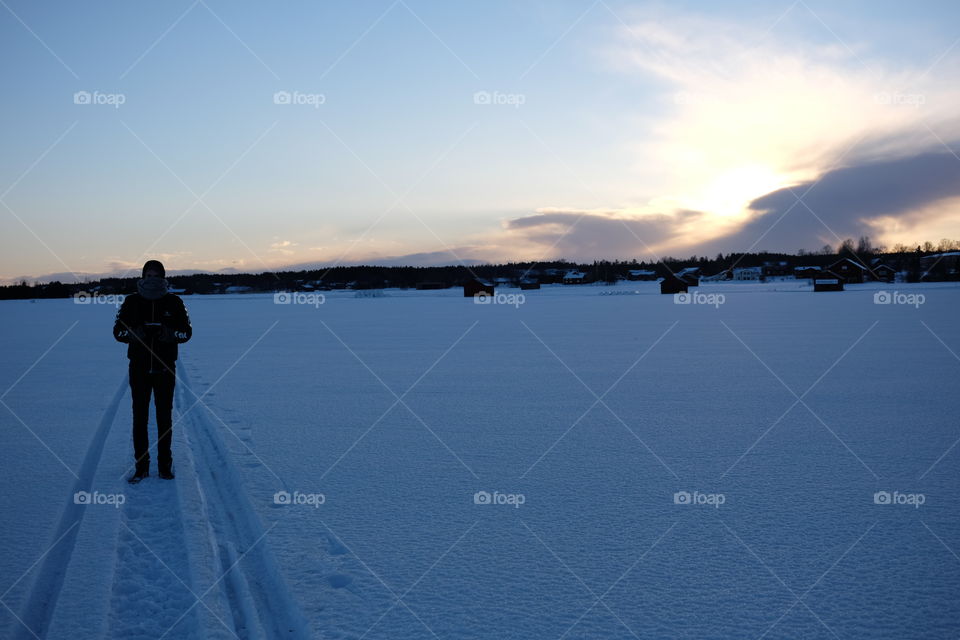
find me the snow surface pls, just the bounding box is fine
[2,280,959,639]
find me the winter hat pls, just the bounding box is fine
[142,259,166,278]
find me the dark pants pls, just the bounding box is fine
[129,363,176,470]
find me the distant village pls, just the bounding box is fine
[2,241,958,300]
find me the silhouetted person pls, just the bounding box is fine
[113,260,192,483]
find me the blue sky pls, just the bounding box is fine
[2,0,959,282]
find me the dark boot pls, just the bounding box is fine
[158,463,174,480]
[128,461,149,484]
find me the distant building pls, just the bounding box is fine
[627,269,658,281]
[676,267,700,287]
[794,266,820,280]
[733,267,763,281]
[873,264,896,283]
[563,270,586,284]
[762,261,791,277]
[828,258,869,284]
[463,278,494,297]
[813,271,844,292]
[519,279,540,290]
[660,274,688,295]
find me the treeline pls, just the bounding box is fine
[2,236,957,300]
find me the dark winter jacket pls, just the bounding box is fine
[113,293,192,369]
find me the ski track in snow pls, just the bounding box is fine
[10,376,127,640]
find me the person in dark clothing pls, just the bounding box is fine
[113,260,192,483]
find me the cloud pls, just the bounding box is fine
[539,6,960,257]
[504,208,709,260]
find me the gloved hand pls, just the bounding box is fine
[158,326,177,343]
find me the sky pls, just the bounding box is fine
[1,0,959,283]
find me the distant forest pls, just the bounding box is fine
[2,236,958,300]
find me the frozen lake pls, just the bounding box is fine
[1,279,959,639]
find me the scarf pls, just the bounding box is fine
[137,276,169,300]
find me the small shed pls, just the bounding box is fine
[660,274,689,295]
[519,280,540,290]
[464,278,494,297]
[676,267,700,286]
[813,271,844,292]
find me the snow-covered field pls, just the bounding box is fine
[2,280,959,639]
